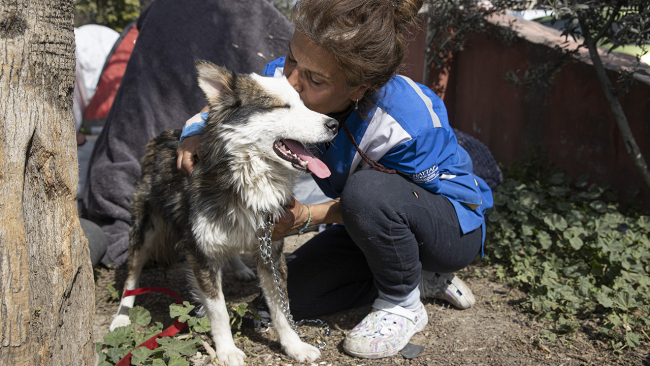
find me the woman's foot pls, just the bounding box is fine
[419,271,476,309]
[343,299,428,359]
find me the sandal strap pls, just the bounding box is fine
[372,299,417,323]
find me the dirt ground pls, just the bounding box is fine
[94,232,649,366]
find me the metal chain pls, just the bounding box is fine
[256,213,329,350]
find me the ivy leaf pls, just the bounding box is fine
[236,303,251,317]
[614,292,637,311]
[548,186,570,197]
[188,316,211,333]
[596,292,614,308]
[539,329,557,341]
[488,210,504,223]
[537,231,553,250]
[152,359,167,366]
[103,325,133,348]
[107,347,128,364]
[129,306,152,327]
[145,322,164,340]
[549,173,565,186]
[169,301,195,323]
[131,346,153,365]
[522,224,534,236]
[157,337,201,357]
[96,350,111,366]
[167,353,190,366]
[556,318,580,334]
[638,216,650,231]
[544,213,567,232]
[626,332,641,348]
[575,174,589,188]
[569,237,584,250]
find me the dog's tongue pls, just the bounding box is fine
[282,139,331,178]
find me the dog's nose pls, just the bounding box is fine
[325,118,339,132]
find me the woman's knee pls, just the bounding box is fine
[340,170,395,222]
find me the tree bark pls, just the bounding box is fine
[579,16,650,193]
[0,1,96,365]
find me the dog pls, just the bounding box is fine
[109,61,338,366]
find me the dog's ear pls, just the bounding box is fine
[195,60,235,104]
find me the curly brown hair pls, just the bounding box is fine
[292,0,424,105]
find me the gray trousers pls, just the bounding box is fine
[287,170,482,319]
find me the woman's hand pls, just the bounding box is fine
[272,197,310,241]
[176,135,203,175]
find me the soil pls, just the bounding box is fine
[94,232,649,366]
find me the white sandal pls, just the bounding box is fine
[419,271,476,309]
[343,299,428,359]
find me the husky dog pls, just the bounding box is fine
[109,61,338,365]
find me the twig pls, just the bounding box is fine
[593,3,622,43]
[641,328,650,341]
[567,353,591,363]
[202,340,217,359]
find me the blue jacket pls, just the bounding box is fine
[183,58,494,252]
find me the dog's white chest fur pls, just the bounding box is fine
[192,212,261,257]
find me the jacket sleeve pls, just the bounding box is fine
[380,127,453,194]
[179,111,208,142]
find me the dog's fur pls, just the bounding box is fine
[109,61,338,365]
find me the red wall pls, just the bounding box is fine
[401,20,650,205]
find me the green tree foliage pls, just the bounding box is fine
[267,0,293,20]
[74,0,140,32]
[539,0,650,193]
[422,0,528,84]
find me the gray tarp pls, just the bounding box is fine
[83,0,294,266]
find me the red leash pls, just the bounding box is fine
[115,287,188,366]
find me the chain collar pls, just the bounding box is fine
[255,213,329,349]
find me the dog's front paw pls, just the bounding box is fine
[233,265,256,281]
[109,314,132,332]
[283,340,321,363]
[216,345,246,366]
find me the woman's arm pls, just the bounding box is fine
[271,197,342,240]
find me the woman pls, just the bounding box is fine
[178,0,493,359]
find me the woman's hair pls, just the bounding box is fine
[292,0,424,104]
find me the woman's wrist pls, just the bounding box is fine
[298,205,312,234]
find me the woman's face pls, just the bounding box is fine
[283,31,366,115]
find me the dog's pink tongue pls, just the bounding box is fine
[282,139,331,178]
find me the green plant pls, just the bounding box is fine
[422,0,528,85]
[107,281,121,302]
[74,0,140,32]
[267,0,293,20]
[528,0,650,193]
[487,167,650,349]
[97,301,259,365]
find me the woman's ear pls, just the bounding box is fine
[350,84,369,103]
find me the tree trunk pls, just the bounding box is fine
[579,17,650,194]
[0,1,96,365]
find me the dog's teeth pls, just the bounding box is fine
[300,160,308,167]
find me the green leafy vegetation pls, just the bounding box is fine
[267,0,293,20]
[486,156,650,351]
[97,302,259,365]
[74,0,140,32]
